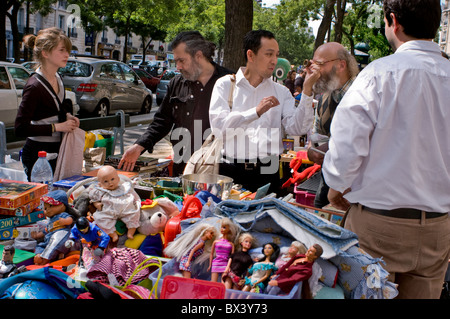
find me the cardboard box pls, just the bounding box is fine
[0,198,43,217]
[0,210,46,232]
[0,179,48,209]
[53,175,93,189]
[0,224,40,240]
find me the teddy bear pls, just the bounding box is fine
[125,197,179,257]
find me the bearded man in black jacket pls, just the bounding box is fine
[119,31,233,176]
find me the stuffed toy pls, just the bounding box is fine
[125,197,179,257]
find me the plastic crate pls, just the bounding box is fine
[149,258,302,300]
[294,187,316,206]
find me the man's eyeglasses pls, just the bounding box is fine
[303,58,340,68]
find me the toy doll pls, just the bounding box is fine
[31,190,75,265]
[0,245,17,278]
[89,165,141,242]
[275,241,307,269]
[267,244,323,296]
[164,223,218,278]
[65,216,111,258]
[209,217,240,282]
[222,232,255,290]
[242,242,280,293]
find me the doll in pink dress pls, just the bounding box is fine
[208,217,239,282]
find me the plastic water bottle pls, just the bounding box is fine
[30,151,53,191]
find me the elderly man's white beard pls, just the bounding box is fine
[313,68,341,94]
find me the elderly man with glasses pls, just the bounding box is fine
[299,42,360,208]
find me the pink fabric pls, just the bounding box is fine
[53,127,85,182]
[86,247,157,286]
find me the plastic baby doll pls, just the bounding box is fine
[208,217,239,282]
[89,165,141,242]
[222,232,255,290]
[31,190,75,265]
[164,223,218,278]
[65,216,111,257]
[242,242,280,293]
[0,245,17,278]
[267,243,323,296]
[275,241,307,269]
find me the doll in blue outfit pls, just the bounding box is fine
[242,242,280,293]
[31,190,78,265]
[65,216,110,257]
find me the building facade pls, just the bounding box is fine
[5,0,169,63]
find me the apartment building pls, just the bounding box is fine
[5,0,168,63]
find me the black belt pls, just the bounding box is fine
[363,206,443,219]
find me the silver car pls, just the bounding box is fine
[0,61,79,127]
[59,57,153,117]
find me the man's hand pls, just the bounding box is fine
[327,188,351,211]
[256,96,279,117]
[302,63,321,97]
[118,144,145,172]
[307,142,328,165]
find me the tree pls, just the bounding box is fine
[223,0,253,72]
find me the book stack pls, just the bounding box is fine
[0,179,48,241]
[104,155,170,173]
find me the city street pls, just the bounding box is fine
[5,95,174,161]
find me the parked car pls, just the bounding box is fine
[127,59,142,69]
[59,57,152,117]
[133,68,160,93]
[155,69,180,105]
[21,61,39,72]
[0,62,79,127]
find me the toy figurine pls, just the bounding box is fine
[208,217,240,282]
[222,232,255,290]
[267,244,323,296]
[275,241,307,269]
[31,190,75,265]
[0,245,17,278]
[164,223,218,278]
[65,217,111,258]
[89,165,141,242]
[242,242,280,293]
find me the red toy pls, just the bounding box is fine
[282,155,321,189]
[164,196,203,248]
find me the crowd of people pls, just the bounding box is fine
[14,0,450,299]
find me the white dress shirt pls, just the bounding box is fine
[322,40,450,212]
[209,67,314,160]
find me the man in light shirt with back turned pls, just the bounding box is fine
[209,30,314,195]
[322,0,450,299]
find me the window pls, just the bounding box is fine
[100,63,123,80]
[0,67,11,90]
[59,61,92,77]
[7,67,30,89]
[120,64,138,82]
[59,15,65,31]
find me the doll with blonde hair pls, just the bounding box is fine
[208,217,240,282]
[164,222,218,278]
[222,232,255,290]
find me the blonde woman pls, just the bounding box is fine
[15,27,79,181]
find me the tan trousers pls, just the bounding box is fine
[344,204,450,299]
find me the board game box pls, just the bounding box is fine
[0,210,46,232]
[0,179,48,209]
[0,198,42,217]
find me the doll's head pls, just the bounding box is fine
[238,232,255,252]
[41,190,68,218]
[260,242,280,263]
[219,217,239,242]
[200,226,218,242]
[288,241,307,256]
[97,165,120,191]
